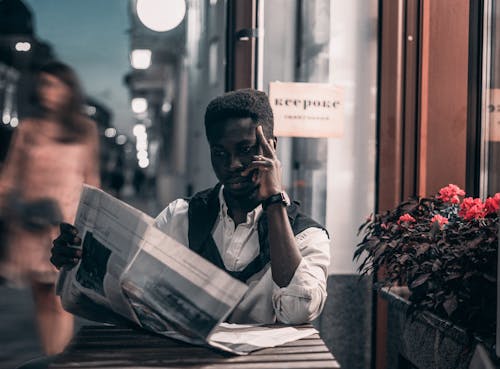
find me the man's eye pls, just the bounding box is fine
[212,150,227,157]
[240,146,254,154]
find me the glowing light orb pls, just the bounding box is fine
[136,0,186,32]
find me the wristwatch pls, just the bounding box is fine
[262,191,291,210]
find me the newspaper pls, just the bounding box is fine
[56,185,317,355]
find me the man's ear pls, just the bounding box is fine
[272,137,278,150]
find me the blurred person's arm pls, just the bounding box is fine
[83,119,100,188]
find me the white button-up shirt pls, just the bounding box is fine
[154,186,330,324]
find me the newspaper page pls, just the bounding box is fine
[56,184,154,324]
[56,185,317,355]
[120,219,249,341]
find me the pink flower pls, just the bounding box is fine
[459,197,487,220]
[430,214,449,228]
[398,214,416,225]
[437,184,466,204]
[484,193,500,215]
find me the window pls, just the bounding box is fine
[482,0,500,196]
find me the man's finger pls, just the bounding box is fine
[58,231,82,244]
[60,222,78,235]
[50,255,78,269]
[268,139,276,153]
[256,126,274,157]
[52,242,82,258]
[241,161,272,176]
[49,255,61,269]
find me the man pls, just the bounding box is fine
[51,89,330,324]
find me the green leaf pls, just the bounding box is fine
[432,260,442,272]
[416,243,430,257]
[442,295,458,316]
[445,272,462,281]
[374,243,388,259]
[410,273,431,289]
[482,273,496,283]
[398,254,409,264]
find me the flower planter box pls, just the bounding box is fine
[381,287,497,369]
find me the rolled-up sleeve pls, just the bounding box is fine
[272,227,330,324]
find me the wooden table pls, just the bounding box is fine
[50,325,340,369]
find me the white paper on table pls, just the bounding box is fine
[208,323,318,354]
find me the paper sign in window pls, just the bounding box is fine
[269,82,344,138]
[488,89,500,141]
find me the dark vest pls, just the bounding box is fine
[187,184,327,282]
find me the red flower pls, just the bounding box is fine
[398,214,416,225]
[459,197,487,220]
[430,214,449,228]
[484,193,500,215]
[437,184,466,204]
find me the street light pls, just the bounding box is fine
[138,158,150,168]
[85,105,97,116]
[116,134,128,145]
[136,0,186,32]
[131,49,152,69]
[104,127,117,138]
[131,97,148,114]
[15,42,31,52]
[133,124,146,136]
[161,101,172,113]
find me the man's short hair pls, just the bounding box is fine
[204,89,274,142]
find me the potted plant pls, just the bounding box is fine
[354,185,499,367]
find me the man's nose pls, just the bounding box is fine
[228,155,244,171]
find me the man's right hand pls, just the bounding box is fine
[50,222,82,269]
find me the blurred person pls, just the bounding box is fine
[108,155,125,199]
[0,61,100,355]
[51,89,330,326]
[132,166,146,196]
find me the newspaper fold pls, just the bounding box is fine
[57,185,317,355]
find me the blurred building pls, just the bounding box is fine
[125,0,225,207]
[0,0,54,162]
[84,97,126,196]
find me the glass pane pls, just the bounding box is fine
[262,0,378,273]
[484,0,500,195]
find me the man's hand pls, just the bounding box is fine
[50,222,82,269]
[241,125,282,201]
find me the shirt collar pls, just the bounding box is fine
[218,185,263,226]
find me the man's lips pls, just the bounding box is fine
[226,176,250,184]
[225,174,256,189]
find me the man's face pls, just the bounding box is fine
[209,117,261,198]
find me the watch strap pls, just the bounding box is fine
[262,192,289,210]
